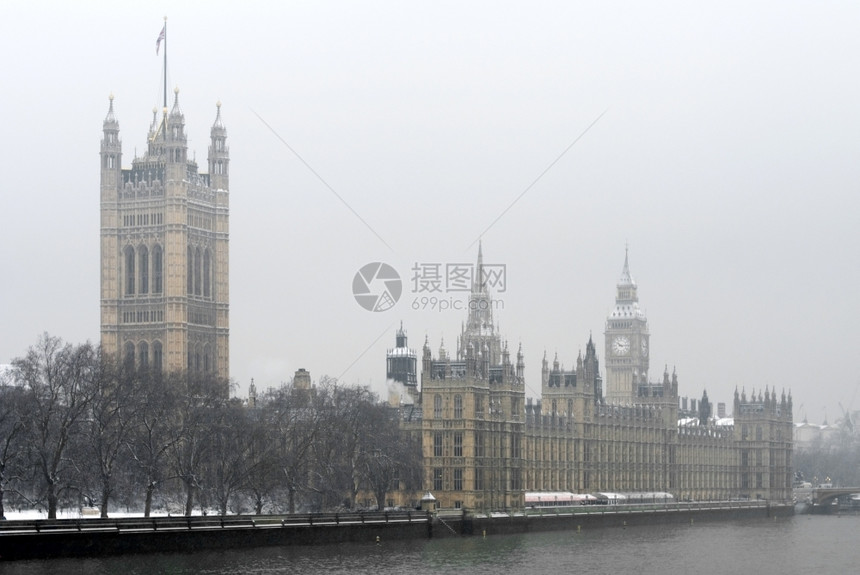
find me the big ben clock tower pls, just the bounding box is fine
[604,248,649,403]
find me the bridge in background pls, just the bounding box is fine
[796,487,860,512]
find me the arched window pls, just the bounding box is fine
[203,344,210,372]
[203,249,211,298]
[124,341,135,366]
[153,341,163,371]
[187,246,193,294]
[153,244,163,294]
[139,245,149,294]
[139,341,149,368]
[454,394,463,419]
[194,247,202,296]
[434,394,443,418]
[125,246,135,295]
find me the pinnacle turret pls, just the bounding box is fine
[104,94,118,126]
[169,86,183,117]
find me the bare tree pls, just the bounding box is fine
[264,382,323,513]
[169,372,226,516]
[13,334,96,518]
[0,375,28,519]
[358,404,422,511]
[83,353,141,517]
[205,398,257,516]
[308,380,378,510]
[125,370,182,517]
[241,402,281,514]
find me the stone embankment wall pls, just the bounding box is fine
[0,511,431,561]
[436,501,794,538]
[0,503,792,561]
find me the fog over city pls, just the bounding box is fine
[2,1,858,425]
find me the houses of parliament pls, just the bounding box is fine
[388,245,794,509]
[99,73,791,511]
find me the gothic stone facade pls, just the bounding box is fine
[404,248,793,511]
[100,91,229,378]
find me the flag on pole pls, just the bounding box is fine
[156,25,166,55]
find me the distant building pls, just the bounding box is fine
[99,89,229,379]
[294,368,312,391]
[793,420,837,449]
[386,322,418,404]
[392,246,794,510]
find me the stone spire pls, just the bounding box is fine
[619,244,634,286]
[461,242,500,364]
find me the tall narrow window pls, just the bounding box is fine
[125,246,135,295]
[124,342,135,366]
[434,395,443,418]
[454,432,463,457]
[434,432,443,457]
[139,341,149,368]
[153,341,163,372]
[139,246,149,294]
[453,468,463,491]
[203,249,211,297]
[153,245,163,294]
[194,248,202,296]
[454,394,463,419]
[187,246,193,294]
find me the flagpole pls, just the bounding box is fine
[163,16,168,110]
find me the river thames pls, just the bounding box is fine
[2,514,858,574]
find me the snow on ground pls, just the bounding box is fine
[3,509,209,520]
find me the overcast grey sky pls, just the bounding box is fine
[2,1,859,424]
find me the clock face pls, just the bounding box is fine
[612,335,630,356]
[641,339,648,357]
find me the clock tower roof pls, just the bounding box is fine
[610,247,646,321]
[619,245,635,287]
